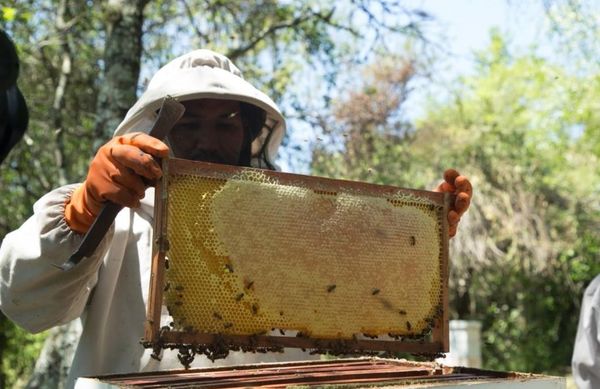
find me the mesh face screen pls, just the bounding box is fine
[159,161,446,342]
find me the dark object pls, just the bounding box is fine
[239,102,265,141]
[238,102,266,167]
[0,30,19,90]
[55,96,185,271]
[0,29,28,164]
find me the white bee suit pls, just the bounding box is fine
[0,50,314,389]
[572,274,600,389]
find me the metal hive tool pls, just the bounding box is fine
[143,159,451,360]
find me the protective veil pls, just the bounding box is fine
[115,49,286,168]
[0,49,312,389]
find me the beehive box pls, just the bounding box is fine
[76,358,566,388]
[143,158,451,357]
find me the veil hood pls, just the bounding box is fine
[113,49,285,168]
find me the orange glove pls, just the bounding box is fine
[434,168,473,238]
[64,132,169,234]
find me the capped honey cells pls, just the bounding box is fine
[162,167,445,340]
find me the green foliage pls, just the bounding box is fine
[420,34,600,372]
[1,7,16,21]
[0,315,46,389]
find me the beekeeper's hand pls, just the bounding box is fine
[434,169,472,238]
[64,132,169,233]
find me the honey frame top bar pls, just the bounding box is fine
[144,158,450,356]
[166,158,445,201]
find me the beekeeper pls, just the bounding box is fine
[0,49,472,388]
[572,273,600,389]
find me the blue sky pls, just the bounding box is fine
[400,0,548,121]
[418,1,543,58]
[413,0,547,75]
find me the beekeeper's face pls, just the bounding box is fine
[168,99,245,165]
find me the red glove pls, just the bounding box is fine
[64,132,169,234]
[434,168,473,238]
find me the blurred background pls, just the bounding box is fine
[0,1,598,388]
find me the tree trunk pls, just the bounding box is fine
[26,321,82,389]
[94,0,148,147]
[0,313,7,389]
[51,0,73,187]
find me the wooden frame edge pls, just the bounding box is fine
[143,159,170,343]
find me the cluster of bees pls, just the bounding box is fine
[155,274,443,369]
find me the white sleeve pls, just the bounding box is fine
[572,274,600,389]
[0,184,114,333]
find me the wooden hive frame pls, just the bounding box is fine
[143,158,450,358]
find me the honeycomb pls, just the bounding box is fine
[163,167,445,340]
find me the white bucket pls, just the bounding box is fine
[437,320,482,368]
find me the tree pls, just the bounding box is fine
[94,0,148,143]
[311,55,418,185]
[419,34,598,372]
